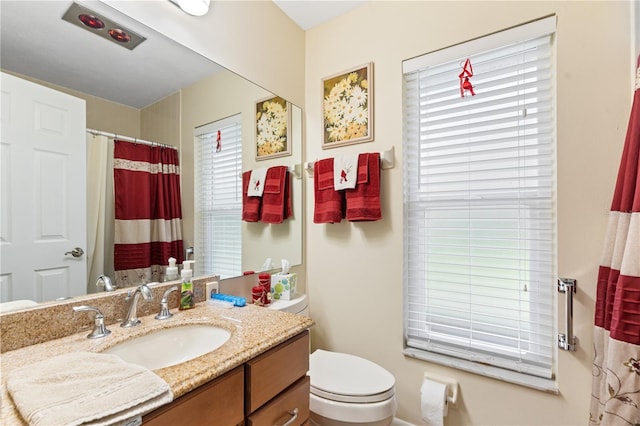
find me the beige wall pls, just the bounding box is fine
[103,0,305,107]
[305,1,631,425]
[140,92,181,147]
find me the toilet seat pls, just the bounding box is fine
[309,350,395,404]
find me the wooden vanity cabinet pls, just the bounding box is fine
[142,365,244,426]
[142,330,310,426]
[245,330,310,425]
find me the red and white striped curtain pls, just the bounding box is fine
[590,59,640,425]
[113,140,184,287]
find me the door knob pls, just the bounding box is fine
[65,247,84,258]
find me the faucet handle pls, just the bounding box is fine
[73,305,111,339]
[155,286,178,320]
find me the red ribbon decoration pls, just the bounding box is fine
[216,130,222,152]
[459,58,475,97]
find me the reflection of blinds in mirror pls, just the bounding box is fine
[195,114,242,279]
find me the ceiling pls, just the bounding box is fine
[273,1,367,31]
[0,1,222,109]
[0,1,365,110]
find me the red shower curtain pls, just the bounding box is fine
[590,59,640,425]
[113,140,184,287]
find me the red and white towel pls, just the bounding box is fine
[333,154,359,190]
[242,166,291,223]
[242,171,261,222]
[313,153,382,223]
[345,153,381,221]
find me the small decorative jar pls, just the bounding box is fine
[252,285,266,306]
[258,273,271,306]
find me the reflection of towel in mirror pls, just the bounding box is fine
[313,158,345,224]
[6,351,173,426]
[345,153,382,221]
[242,171,261,222]
[0,299,38,313]
[260,166,291,224]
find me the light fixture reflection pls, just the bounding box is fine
[177,0,210,16]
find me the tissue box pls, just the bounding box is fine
[271,273,297,300]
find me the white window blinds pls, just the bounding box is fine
[194,114,242,279]
[402,17,556,381]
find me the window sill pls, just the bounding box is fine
[403,348,559,394]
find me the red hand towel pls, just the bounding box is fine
[356,153,370,184]
[345,153,382,221]
[261,166,290,224]
[242,171,261,222]
[313,158,345,223]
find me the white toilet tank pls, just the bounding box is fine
[268,294,309,316]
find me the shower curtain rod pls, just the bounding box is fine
[86,129,177,150]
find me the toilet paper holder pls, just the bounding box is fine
[424,372,459,405]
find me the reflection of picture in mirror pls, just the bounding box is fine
[255,95,291,160]
[322,62,374,149]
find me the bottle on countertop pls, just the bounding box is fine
[165,257,179,281]
[179,262,194,310]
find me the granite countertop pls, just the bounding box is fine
[1,302,314,425]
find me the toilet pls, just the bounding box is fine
[269,295,397,425]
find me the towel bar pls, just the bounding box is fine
[304,146,395,174]
[238,164,301,179]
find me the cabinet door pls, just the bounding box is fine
[246,376,310,426]
[143,366,244,426]
[245,330,309,414]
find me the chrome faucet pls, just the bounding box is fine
[121,284,153,328]
[96,275,116,292]
[73,305,111,339]
[155,286,178,320]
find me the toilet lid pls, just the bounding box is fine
[309,350,395,403]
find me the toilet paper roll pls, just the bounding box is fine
[421,378,448,426]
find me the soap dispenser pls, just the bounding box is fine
[165,257,179,281]
[179,262,194,310]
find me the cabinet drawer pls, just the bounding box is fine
[246,376,310,426]
[245,330,309,414]
[143,366,244,426]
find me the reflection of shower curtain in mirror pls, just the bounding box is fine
[86,134,109,289]
[113,140,184,287]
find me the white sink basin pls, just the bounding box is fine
[104,324,231,370]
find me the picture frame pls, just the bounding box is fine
[322,62,374,149]
[255,95,291,161]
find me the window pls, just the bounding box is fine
[195,114,243,279]
[402,17,557,388]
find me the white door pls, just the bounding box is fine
[1,72,87,303]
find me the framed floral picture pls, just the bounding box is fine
[322,62,374,149]
[256,95,291,160]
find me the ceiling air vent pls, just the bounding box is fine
[62,2,145,50]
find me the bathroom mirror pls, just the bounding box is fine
[0,0,302,305]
